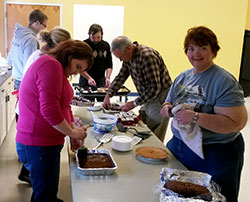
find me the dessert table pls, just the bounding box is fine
[68,106,187,202]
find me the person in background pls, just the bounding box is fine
[160,26,247,202]
[17,27,71,185]
[7,9,48,185]
[7,9,48,90]
[24,27,71,75]
[79,23,113,101]
[16,40,94,202]
[103,36,172,142]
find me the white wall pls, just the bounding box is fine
[72,4,124,84]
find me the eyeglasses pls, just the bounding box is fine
[117,48,128,61]
[39,21,47,28]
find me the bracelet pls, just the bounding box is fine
[161,102,171,108]
[133,101,137,107]
[192,112,199,124]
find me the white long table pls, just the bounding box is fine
[68,106,186,202]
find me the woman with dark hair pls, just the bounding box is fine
[16,40,94,202]
[160,26,247,202]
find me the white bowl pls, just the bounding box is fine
[111,136,133,152]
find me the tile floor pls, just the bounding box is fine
[0,97,250,202]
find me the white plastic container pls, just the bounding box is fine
[92,113,118,133]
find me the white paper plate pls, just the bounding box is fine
[112,136,133,152]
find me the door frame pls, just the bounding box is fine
[4,1,62,56]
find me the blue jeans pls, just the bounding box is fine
[14,79,21,90]
[167,135,244,202]
[16,142,63,202]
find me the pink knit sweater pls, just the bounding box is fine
[16,55,74,146]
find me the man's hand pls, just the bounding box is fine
[88,78,96,86]
[102,94,111,109]
[121,101,135,112]
[105,78,111,88]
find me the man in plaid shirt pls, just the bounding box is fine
[103,36,172,141]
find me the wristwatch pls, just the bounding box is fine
[192,112,199,124]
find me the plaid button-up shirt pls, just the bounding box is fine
[107,42,172,106]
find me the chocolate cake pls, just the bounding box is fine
[164,180,212,201]
[78,153,113,168]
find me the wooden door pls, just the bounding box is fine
[6,4,61,54]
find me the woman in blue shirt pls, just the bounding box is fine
[161,26,247,202]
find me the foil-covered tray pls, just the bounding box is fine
[75,149,118,175]
[158,168,226,202]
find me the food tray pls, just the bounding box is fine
[75,149,118,175]
[71,96,94,106]
[74,85,130,96]
[102,103,122,114]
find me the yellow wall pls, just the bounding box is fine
[246,0,250,29]
[1,0,249,90]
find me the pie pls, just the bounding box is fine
[135,147,168,159]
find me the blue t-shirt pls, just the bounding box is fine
[166,64,245,144]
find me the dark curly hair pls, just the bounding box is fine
[184,26,220,57]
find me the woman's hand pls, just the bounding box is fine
[70,137,84,151]
[160,102,173,117]
[70,126,87,140]
[175,109,196,125]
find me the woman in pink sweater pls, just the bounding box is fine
[16,39,93,202]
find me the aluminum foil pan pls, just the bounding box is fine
[158,168,226,202]
[75,149,118,175]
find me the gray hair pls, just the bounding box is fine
[111,36,132,53]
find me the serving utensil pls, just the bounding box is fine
[92,133,114,150]
[116,122,151,136]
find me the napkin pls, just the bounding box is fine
[172,104,204,159]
